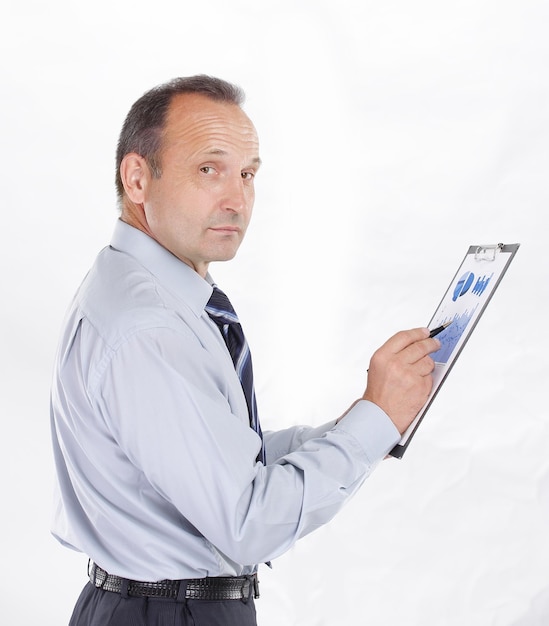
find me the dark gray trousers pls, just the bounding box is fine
[69,582,258,626]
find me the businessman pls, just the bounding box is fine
[50,75,439,626]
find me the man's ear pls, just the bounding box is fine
[119,153,151,205]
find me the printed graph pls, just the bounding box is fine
[472,273,493,297]
[430,305,479,364]
[452,271,493,301]
[431,269,494,364]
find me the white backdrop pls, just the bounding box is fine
[2,1,548,624]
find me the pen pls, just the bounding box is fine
[429,321,452,338]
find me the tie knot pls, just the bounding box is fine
[205,286,239,326]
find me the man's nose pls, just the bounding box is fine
[221,177,250,213]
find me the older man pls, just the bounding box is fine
[50,75,438,626]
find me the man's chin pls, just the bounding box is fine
[209,245,242,264]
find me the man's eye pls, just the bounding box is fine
[241,171,255,180]
[200,166,214,174]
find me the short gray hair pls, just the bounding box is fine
[115,75,245,202]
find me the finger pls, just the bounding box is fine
[415,354,436,377]
[401,337,440,365]
[381,327,431,355]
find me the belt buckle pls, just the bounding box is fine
[251,573,260,599]
[241,575,259,600]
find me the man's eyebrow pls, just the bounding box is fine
[204,148,262,169]
[250,156,262,169]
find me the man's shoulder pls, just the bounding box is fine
[76,246,191,343]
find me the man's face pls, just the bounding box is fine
[141,94,260,276]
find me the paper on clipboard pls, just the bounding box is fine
[389,243,520,459]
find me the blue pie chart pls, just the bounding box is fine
[452,271,474,301]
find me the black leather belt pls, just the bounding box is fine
[89,562,259,600]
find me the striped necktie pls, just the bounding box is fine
[205,286,266,465]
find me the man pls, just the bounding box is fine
[50,75,439,626]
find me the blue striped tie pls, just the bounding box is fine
[205,286,266,465]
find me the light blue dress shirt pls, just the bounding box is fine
[50,220,401,581]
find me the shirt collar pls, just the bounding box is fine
[110,219,213,318]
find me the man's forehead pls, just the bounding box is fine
[163,93,259,154]
[166,94,254,132]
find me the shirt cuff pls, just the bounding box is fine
[335,400,401,464]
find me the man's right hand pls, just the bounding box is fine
[363,328,440,434]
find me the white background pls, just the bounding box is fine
[2,1,548,624]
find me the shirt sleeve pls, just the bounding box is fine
[263,421,336,462]
[93,324,401,567]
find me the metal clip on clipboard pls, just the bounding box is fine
[474,243,504,262]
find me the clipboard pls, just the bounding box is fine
[389,243,520,459]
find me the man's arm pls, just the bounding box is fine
[90,325,436,566]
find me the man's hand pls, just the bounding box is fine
[363,328,439,434]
